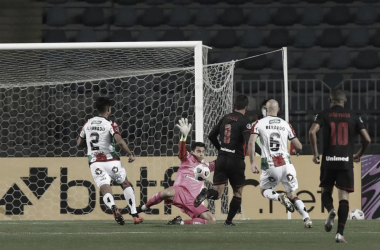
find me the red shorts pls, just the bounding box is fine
[165,186,209,219]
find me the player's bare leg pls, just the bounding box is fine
[199,211,216,224]
[261,188,295,213]
[194,184,224,207]
[287,191,312,228]
[139,187,176,213]
[100,184,124,225]
[121,178,143,224]
[321,186,337,232]
[335,188,349,243]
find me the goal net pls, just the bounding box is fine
[0,42,237,220]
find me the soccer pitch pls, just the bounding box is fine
[0,220,379,250]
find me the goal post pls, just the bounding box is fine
[0,41,236,220]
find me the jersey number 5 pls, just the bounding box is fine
[330,122,348,146]
[90,132,100,150]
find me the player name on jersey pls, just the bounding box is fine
[265,125,286,131]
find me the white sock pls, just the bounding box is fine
[263,189,280,201]
[123,186,137,214]
[294,199,310,220]
[103,193,115,209]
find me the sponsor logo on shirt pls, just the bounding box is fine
[221,147,235,153]
[269,119,280,124]
[91,121,102,124]
[326,156,349,162]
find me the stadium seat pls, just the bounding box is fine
[173,0,192,4]
[242,51,268,70]
[189,29,211,45]
[301,6,323,26]
[298,51,321,70]
[323,73,343,89]
[355,5,378,25]
[136,29,159,41]
[267,29,291,48]
[161,30,186,41]
[371,30,380,47]
[194,7,217,27]
[240,29,264,48]
[139,8,165,27]
[294,29,316,48]
[82,7,105,27]
[47,0,68,3]
[293,74,316,93]
[114,8,136,27]
[346,29,369,48]
[197,0,219,4]
[46,7,68,27]
[279,0,300,3]
[168,6,192,27]
[212,30,238,48]
[116,0,139,4]
[306,0,327,2]
[324,6,351,25]
[351,72,372,79]
[328,50,351,70]
[218,52,239,63]
[318,29,344,48]
[219,7,244,26]
[333,0,354,3]
[110,30,133,42]
[355,50,380,69]
[76,29,97,42]
[44,30,67,43]
[272,6,298,26]
[86,0,107,3]
[247,7,270,26]
[146,0,166,5]
[254,0,272,3]
[224,0,249,4]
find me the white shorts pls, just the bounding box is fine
[260,164,298,192]
[90,161,127,188]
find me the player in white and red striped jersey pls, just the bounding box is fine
[137,118,217,225]
[77,97,143,225]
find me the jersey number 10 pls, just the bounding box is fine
[330,122,348,146]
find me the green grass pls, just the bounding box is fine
[0,220,379,250]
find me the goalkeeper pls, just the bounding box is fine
[137,118,217,225]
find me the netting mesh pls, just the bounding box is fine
[0,44,237,220]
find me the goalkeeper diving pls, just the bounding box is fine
[137,118,217,225]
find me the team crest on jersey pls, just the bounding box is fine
[112,167,118,173]
[269,119,280,124]
[359,117,363,123]
[95,168,102,175]
[286,174,294,182]
[91,120,102,124]
[314,114,318,121]
[246,123,252,129]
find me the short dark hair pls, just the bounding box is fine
[330,89,346,102]
[191,142,206,151]
[234,95,249,110]
[261,99,269,108]
[94,97,111,113]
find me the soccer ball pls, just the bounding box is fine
[193,164,210,181]
[349,209,365,220]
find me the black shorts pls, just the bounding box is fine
[319,165,354,193]
[213,154,245,188]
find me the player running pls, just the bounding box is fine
[137,118,216,225]
[309,89,371,243]
[77,97,143,225]
[248,99,313,228]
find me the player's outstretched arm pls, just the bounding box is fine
[175,118,192,160]
[114,133,135,163]
[354,129,371,162]
[208,119,222,150]
[290,138,302,156]
[309,123,320,164]
[248,134,260,174]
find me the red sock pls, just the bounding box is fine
[184,218,207,225]
[145,192,163,208]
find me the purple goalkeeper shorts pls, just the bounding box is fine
[165,186,209,219]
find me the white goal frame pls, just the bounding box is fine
[0,41,205,142]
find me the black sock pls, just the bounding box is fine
[337,200,349,235]
[226,196,241,222]
[321,192,334,212]
[207,189,219,200]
